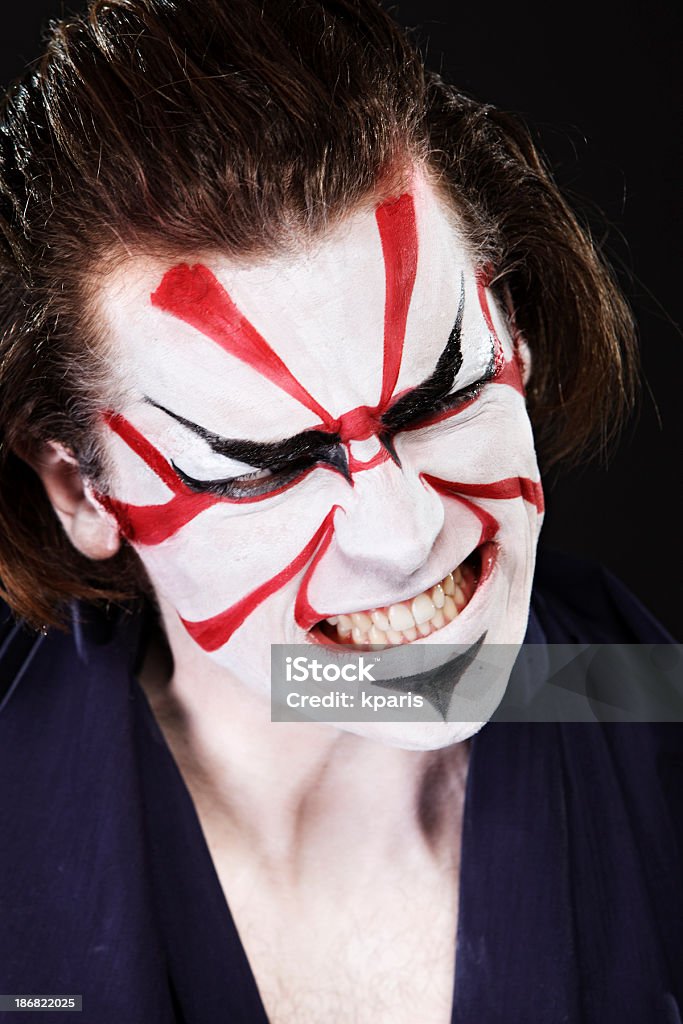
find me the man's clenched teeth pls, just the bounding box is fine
[318,554,480,648]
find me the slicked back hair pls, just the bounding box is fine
[0,0,636,627]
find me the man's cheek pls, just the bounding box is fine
[130,487,331,618]
[398,398,539,482]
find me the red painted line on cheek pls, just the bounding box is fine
[99,492,218,545]
[100,415,332,543]
[423,474,500,543]
[494,357,525,394]
[99,412,220,543]
[180,507,339,652]
[375,194,418,408]
[105,412,182,492]
[424,473,545,515]
[151,263,335,428]
[293,509,341,630]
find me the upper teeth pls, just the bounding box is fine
[325,565,468,647]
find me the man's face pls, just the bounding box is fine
[94,174,543,747]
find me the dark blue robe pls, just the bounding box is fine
[0,549,681,1023]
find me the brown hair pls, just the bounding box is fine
[0,0,636,628]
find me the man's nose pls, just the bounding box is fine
[333,459,444,577]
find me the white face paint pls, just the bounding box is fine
[93,172,543,749]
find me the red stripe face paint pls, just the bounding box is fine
[93,172,543,732]
[374,193,419,408]
[149,193,420,447]
[182,508,339,651]
[151,263,336,430]
[424,475,545,518]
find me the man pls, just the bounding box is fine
[0,2,680,1021]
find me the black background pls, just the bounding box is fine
[1,1,680,635]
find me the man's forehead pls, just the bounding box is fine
[97,179,488,440]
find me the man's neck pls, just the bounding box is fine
[140,613,470,882]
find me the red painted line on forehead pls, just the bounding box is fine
[336,404,379,441]
[181,507,339,651]
[424,474,545,515]
[375,194,418,409]
[151,263,335,428]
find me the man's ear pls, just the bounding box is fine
[27,442,121,559]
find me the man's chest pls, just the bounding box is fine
[223,869,459,1024]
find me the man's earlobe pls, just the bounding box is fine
[27,441,121,560]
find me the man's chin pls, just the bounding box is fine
[329,718,488,750]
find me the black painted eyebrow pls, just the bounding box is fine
[144,397,342,469]
[145,271,473,470]
[380,272,466,431]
